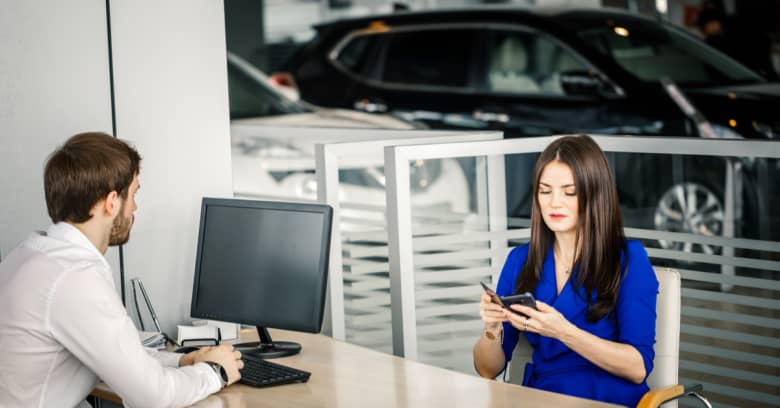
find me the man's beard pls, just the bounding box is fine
[109,201,133,246]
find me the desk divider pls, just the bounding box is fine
[314,131,502,344]
[384,135,780,407]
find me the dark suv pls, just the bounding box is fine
[283,7,779,244]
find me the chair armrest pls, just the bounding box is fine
[637,384,684,408]
[637,384,706,408]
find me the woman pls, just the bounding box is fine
[472,135,658,407]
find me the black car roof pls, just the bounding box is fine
[302,6,669,89]
[313,6,662,33]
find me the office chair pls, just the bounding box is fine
[507,267,712,408]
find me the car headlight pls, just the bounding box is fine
[233,136,303,158]
[233,136,314,183]
[234,136,444,194]
[344,160,443,193]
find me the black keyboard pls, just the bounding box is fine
[239,356,311,387]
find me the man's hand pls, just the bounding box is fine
[179,346,213,367]
[193,344,244,386]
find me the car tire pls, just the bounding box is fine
[653,181,725,256]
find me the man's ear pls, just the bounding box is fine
[103,191,121,217]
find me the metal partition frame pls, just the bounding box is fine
[385,135,780,405]
[315,131,502,341]
[386,136,558,358]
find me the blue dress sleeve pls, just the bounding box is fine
[616,241,659,379]
[495,245,528,364]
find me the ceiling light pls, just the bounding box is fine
[655,0,668,14]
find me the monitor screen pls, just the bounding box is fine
[190,198,332,350]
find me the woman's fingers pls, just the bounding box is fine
[501,310,538,333]
[502,310,529,331]
[502,308,524,324]
[481,309,507,324]
[480,299,505,315]
[534,300,551,311]
[509,303,541,319]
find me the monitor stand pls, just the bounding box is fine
[234,326,301,359]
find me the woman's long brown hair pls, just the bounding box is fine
[514,135,627,323]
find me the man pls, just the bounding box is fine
[0,132,243,407]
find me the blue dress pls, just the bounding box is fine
[497,240,658,407]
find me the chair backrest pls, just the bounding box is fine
[488,36,541,93]
[507,267,681,407]
[648,267,681,408]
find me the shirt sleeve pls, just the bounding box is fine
[616,241,659,380]
[495,246,527,365]
[148,349,185,368]
[47,263,221,408]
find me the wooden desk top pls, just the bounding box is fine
[95,329,622,408]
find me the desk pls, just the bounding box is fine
[93,329,621,408]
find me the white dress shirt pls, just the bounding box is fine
[0,223,221,408]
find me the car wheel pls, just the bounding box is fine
[653,182,724,255]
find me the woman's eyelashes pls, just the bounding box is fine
[538,189,576,196]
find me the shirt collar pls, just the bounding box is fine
[44,222,111,271]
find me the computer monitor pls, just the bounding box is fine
[190,198,332,358]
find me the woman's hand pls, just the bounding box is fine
[479,292,507,331]
[504,301,574,340]
[474,292,509,378]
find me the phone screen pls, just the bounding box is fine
[481,281,532,316]
[501,293,537,310]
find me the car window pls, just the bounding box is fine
[485,29,588,96]
[334,34,381,77]
[383,29,475,88]
[227,63,307,119]
[576,22,763,86]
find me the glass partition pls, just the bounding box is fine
[314,132,502,349]
[385,136,779,408]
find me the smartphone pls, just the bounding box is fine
[480,281,537,316]
[501,292,537,311]
[480,281,506,308]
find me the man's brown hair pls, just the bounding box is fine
[44,132,141,223]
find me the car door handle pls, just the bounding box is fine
[354,99,388,113]
[473,110,509,123]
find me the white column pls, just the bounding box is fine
[109,0,233,335]
[0,1,114,266]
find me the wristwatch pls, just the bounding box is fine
[205,362,229,388]
[483,326,503,341]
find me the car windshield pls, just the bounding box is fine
[227,60,310,119]
[575,19,764,86]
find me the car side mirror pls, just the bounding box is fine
[559,70,621,98]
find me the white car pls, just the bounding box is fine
[227,52,470,215]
